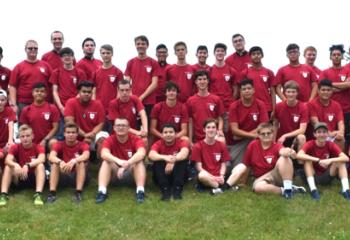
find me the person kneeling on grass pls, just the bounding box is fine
[221,122,306,199]
[149,123,190,201]
[47,122,90,203]
[95,117,147,204]
[191,119,231,195]
[296,122,350,201]
[0,124,46,206]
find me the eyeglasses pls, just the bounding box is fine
[287,50,299,54]
[259,132,272,136]
[52,38,62,40]
[27,47,38,51]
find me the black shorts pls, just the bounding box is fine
[315,169,335,185]
[12,172,37,190]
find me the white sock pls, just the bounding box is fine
[283,180,292,190]
[136,186,145,193]
[98,186,107,194]
[307,176,317,191]
[341,178,349,192]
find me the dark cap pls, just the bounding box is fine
[313,122,328,132]
[0,46,3,55]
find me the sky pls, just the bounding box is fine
[1,0,349,72]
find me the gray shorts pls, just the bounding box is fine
[228,139,252,167]
[110,163,135,186]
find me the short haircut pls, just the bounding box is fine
[64,122,79,132]
[203,118,218,128]
[257,122,274,134]
[232,33,244,40]
[214,43,227,53]
[51,30,64,40]
[303,46,317,55]
[32,82,46,90]
[0,46,3,55]
[77,81,94,90]
[25,40,38,48]
[114,117,130,126]
[100,44,113,54]
[249,46,264,56]
[161,123,176,132]
[286,43,299,52]
[329,44,345,55]
[82,37,96,48]
[164,81,180,93]
[174,41,187,51]
[194,70,209,81]
[19,124,32,134]
[284,80,299,91]
[118,79,131,88]
[239,79,254,88]
[59,47,74,57]
[134,35,149,46]
[318,79,333,89]
[196,45,208,53]
[156,44,167,51]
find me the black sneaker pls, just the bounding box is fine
[172,186,183,200]
[283,189,293,200]
[95,191,107,204]
[195,182,206,192]
[73,192,82,203]
[161,188,171,201]
[46,193,57,203]
[136,191,145,203]
[341,189,350,201]
[310,189,320,201]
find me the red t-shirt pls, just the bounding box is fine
[92,65,123,110]
[52,140,89,164]
[165,64,195,103]
[320,67,350,113]
[192,63,211,73]
[151,138,189,155]
[187,94,225,141]
[107,95,144,130]
[64,98,105,134]
[42,51,61,70]
[275,64,317,102]
[209,64,239,110]
[241,66,276,111]
[9,60,52,104]
[102,133,145,160]
[225,51,251,72]
[274,101,309,139]
[20,102,60,144]
[310,65,322,80]
[308,98,344,132]
[8,143,45,171]
[76,57,102,81]
[302,140,342,175]
[191,140,230,176]
[229,98,269,132]
[155,63,169,102]
[49,67,87,106]
[151,101,188,134]
[125,57,160,105]
[0,107,16,148]
[0,65,11,91]
[243,139,283,178]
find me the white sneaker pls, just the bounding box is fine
[210,188,223,195]
[292,185,306,194]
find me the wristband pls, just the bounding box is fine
[25,163,31,168]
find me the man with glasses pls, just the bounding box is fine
[155,44,169,103]
[9,40,52,117]
[225,33,251,72]
[275,43,318,102]
[76,38,102,81]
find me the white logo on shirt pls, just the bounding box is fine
[214,153,221,161]
[1,75,6,81]
[44,112,50,120]
[293,115,300,123]
[301,71,308,78]
[340,75,346,82]
[39,67,45,73]
[145,66,152,73]
[252,113,258,121]
[224,74,231,81]
[89,113,95,120]
[127,151,133,158]
[261,75,268,82]
[109,75,116,82]
[209,103,215,111]
[72,77,77,85]
[186,72,193,80]
[4,118,8,124]
[327,114,334,122]
[265,156,273,164]
[174,115,180,123]
[132,107,136,114]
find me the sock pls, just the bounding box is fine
[221,183,231,191]
[98,186,107,194]
[341,178,349,192]
[76,190,82,194]
[307,176,317,191]
[36,191,42,194]
[136,186,145,193]
[283,180,292,190]
[50,191,56,196]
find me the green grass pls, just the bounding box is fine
[1,166,350,240]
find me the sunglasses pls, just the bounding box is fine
[27,47,38,51]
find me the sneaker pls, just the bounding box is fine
[73,192,82,203]
[136,191,145,203]
[0,193,9,206]
[46,193,57,203]
[195,182,206,192]
[161,188,171,201]
[210,187,223,196]
[95,191,107,204]
[310,189,320,200]
[283,189,293,199]
[172,186,183,200]
[33,193,44,205]
[292,185,307,194]
[341,190,350,201]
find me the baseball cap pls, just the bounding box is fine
[0,89,7,98]
[313,122,328,132]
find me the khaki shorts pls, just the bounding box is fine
[252,167,283,190]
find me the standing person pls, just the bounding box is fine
[42,31,67,70]
[149,124,190,200]
[92,44,123,111]
[165,41,195,103]
[191,119,230,194]
[225,33,251,72]
[275,43,318,102]
[241,46,276,114]
[297,122,350,200]
[303,46,321,79]
[125,35,159,117]
[0,125,46,206]
[187,70,225,144]
[9,40,52,117]
[192,45,210,72]
[47,122,90,203]
[0,90,15,153]
[0,46,11,91]
[76,37,102,81]
[155,44,169,103]
[95,118,147,204]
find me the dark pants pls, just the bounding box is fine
[153,160,187,190]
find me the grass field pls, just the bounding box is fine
[1,165,350,240]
